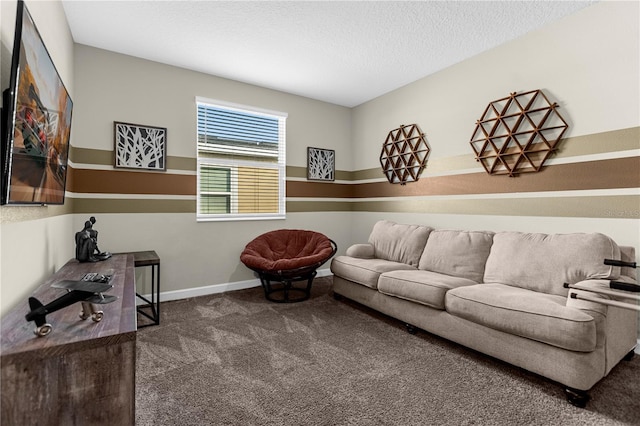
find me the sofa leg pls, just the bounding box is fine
[333,292,343,301]
[405,324,417,335]
[565,387,590,408]
[623,349,635,361]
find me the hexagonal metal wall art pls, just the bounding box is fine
[380,124,430,185]
[470,89,569,177]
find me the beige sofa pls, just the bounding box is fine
[330,220,638,407]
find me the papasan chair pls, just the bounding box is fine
[240,229,337,303]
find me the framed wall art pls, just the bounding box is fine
[114,121,167,171]
[307,147,335,181]
[469,89,568,177]
[380,123,430,185]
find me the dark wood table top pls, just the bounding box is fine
[115,250,160,267]
[0,254,137,359]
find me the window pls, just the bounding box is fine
[196,97,287,221]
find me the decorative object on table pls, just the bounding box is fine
[307,147,335,181]
[470,89,569,177]
[114,121,167,170]
[75,216,112,262]
[25,277,116,337]
[240,229,337,303]
[379,124,430,185]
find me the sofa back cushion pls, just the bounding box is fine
[368,220,432,267]
[483,232,621,296]
[619,246,638,283]
[418,230,494,283]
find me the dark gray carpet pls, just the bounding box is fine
[136,277,640,425]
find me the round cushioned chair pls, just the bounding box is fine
[240,229,337,303]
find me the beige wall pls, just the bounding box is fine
[1,0,75,315]
[69,45,354,299]
[349,1,640,263]
[71,46,353,169]
[352,2,639,166]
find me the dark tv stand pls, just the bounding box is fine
[0,254,137,425]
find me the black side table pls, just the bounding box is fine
[129,250,161,327]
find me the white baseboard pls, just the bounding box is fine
[136,268,333,305]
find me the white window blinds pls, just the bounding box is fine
[196,97,287,221]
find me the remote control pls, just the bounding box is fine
[81,273,112,283]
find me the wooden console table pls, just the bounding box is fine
[0,254,137,425]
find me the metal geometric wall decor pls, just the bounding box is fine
[114,121,167,171]
[380,124,430,185]
[470,89,568,177]
[307,147,335,181]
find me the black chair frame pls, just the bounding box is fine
[250,239,337,303]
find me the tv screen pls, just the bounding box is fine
[1,0,73,205]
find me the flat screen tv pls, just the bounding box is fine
[1,0,73,205]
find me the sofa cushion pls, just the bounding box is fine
[483,232,621,296]
[445,283,597,352]
[418,230,494,283]
[368,220,433,267]
[378,270,477,309]
[330,256,416,289]
[619,246,638,282]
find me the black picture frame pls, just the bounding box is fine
[114,121,167,171]
[307,147,335,181]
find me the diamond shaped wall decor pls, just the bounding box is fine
[380,124,430,185]
[470,89,569,177]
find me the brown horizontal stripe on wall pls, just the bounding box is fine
[350,168,385,181]
[68,157,637,202]
[286,181,352,198]
[166,156,197,171]
[352,195,640,219]
[72,198,195,214]
[66,194,639,218]
[68,127,638,181]
[287,166,308,179]
[350,127,640,180]
[71,198,352,214]
[69,167,196,195]
[70,146,114,166]
[558,127,639,158]
[352,157,639,198]
[70,146,196,171]
[286,201,353,212]
[287,166,353,181]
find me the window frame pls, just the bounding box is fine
[196,97,287,222]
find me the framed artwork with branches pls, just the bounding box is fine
[307,147,335,181]
[114,121,167,171]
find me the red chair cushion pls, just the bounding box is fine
[240,229,334,273]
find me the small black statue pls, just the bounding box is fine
[75,216,112,262]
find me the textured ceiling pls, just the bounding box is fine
[61,1,596,107]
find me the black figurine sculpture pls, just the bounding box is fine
[75,216,112,262]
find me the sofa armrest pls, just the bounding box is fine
[566,279,640,315]
[566,280,611,316]
[345,243,375,259]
